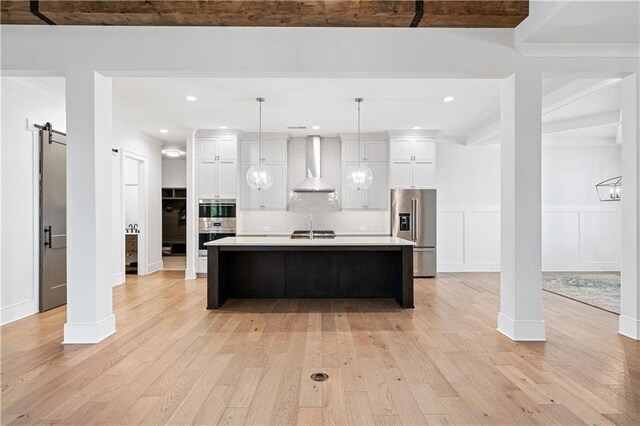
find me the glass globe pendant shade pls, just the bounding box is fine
[346,164,374,191]
[246,163,274,191]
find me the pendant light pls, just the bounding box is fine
[345,98,373,191]
[246,97,274,191]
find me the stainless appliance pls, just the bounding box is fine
[198,199,236,255]
[391,189,436,277]
[292,135,336,193]
[38,123,67,311]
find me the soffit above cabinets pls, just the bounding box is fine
[2,1,529,28]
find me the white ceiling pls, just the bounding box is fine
[38,77,502,148]
[29,74,623,149]
[522,0,639,44]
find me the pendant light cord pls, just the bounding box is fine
[257,97,265,165]
[356,98,363,167]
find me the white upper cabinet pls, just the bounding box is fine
[341,138,389,163]
[390,138,434,161]
[240,139,287,163]
[217,138,238,160]
[389,139,412,161]
[389,136,436,189]
[196,135,238,199]
[216,161,237,199]
[238,135,288,210]
[340,134,389,210]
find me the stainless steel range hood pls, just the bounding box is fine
[292,135,336,193]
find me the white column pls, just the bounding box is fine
[497,71,545,341]
[63,70,116,344]
[620,72,640,340]
[185,130,197,280]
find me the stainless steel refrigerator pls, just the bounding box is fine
[391,189,436,277]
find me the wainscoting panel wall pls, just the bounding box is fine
[438,205,620,272]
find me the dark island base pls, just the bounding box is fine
[207,245,414,309]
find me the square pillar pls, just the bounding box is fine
[63,70,116,344]
[620,72,640,340]
[497,71,546,341]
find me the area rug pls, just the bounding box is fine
[542,272,620,314]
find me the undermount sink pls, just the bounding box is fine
[290,230,336,239]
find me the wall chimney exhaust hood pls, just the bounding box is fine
[292,136,336,193]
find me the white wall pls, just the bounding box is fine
[1,77,163,324]
[435,141,621,272]
[1,78,66,324]
[162,158,186,188]
[542,145,621,271]
[436,143,502,271]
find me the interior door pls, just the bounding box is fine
[40,124,67,312]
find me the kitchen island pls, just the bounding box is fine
[205,236,414,309]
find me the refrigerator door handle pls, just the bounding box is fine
[415,200,419,243]
[411,198,416,242]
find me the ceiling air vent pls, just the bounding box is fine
[287,126,307,130]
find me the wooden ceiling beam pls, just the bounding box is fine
[1,1,528,28]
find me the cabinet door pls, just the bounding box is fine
[412,161,436,188]
[364,140,388,162]
[216,138,237,161]
[389,139,412,161]
[240,140,260,162]
[199,161,217,198]
[342,140,361,162]
[342,162,366,209]
[412,139,435,161]
[365,162,389,209]
[389,161,413,189]
[262,162,286,210]
[239,163,262,209]
[198,138,217,160]
[262,140,287,162]
[216,161,237,199]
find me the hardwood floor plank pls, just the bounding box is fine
[1,271,638,425]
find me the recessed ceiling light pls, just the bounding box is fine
[185,95,197,102]
[162,149,183,158]
[160,129,169,133]
[312,125,320,130]
[442,96,455,103]
[220,125,228,129]
[412,126,421,130]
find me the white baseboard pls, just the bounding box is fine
[619,315,640,340]
[1,299,38,325]
[146,260,163,274]
[112,272,124,287]
[185,269,196,280]
[63,314,116,344]
[438,263,499,272]
[497,313,546,341]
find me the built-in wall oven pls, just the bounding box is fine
[198,199,236,255]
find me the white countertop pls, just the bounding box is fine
[204,236,414,246]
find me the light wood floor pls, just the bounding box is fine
[2,272,639,425]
